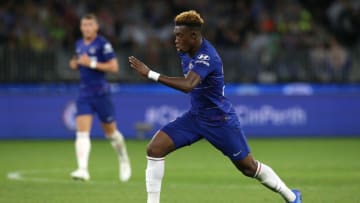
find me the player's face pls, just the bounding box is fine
[80,18,99,40]
[174,26,195,53]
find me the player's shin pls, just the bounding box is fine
[108,130,128,159]
[146,156,165,203]
[254,161,296,202]
[108,130,131,182]
[75,131,91,170]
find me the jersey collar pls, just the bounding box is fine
[191,38,207,59]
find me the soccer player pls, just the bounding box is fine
[129,10,302,203]
[69,14,131,182]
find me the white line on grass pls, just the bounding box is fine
[6,169,121,185]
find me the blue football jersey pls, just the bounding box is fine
[180,39,235,124]
[75,35,115,97]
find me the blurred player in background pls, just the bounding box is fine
[69,14,131,182]
[129,10,301,203]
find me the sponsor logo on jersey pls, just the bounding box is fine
[195,54,210,67]
[198,54,210,60]
[195,60,210,66]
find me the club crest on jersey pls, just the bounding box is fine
[197,54,210,60]
[188,63,194,70]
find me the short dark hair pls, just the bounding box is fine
[81,13,98,23]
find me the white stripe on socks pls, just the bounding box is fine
[254,161,296,202]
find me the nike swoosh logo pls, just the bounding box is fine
[233,150,242,157]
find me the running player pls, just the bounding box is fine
[129,10,301,203]
[69,14,131,182]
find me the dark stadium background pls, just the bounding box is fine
[1,0,359,139]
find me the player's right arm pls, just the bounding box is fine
[129,56,201,93]
[158,71,201,93]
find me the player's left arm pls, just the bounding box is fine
[78,54,119,73]
[129,56,201,93]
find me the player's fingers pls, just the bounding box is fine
[130,56,142,64]
[129,57,146,70]
[128,56,137,61]
[128,56,138,65]
[131,60,141,67]
[129,56,137,60]
[129,61,137,68]
[128,57,135,64]
[129,63,139,70]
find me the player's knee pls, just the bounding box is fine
[234,161,257,177]
[240,167,256,177]
[102,122,117,136]
[146,147,165,158]
[146,144,166,158]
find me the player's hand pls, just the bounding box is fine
[69,56,78,70]
[77,54,91,67]
[128,56,150,78]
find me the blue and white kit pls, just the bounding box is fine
[75,35,116,123]
[162,39,251,161]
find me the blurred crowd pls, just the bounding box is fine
[0,0,359,83]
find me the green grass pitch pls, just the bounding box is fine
[1,138,359,203]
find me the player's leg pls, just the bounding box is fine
[232,155,300,202]
[146,130,175,203]
[147,130,177,158]
[71,114,93,181]
[146,112,202,203]
[101,121,131,182]
[202,116,301,203]
[96,94,131,182]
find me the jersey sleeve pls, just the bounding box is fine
[101,41,116,61]
[190,53,214,80]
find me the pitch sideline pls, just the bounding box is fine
[6,169,120,185]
